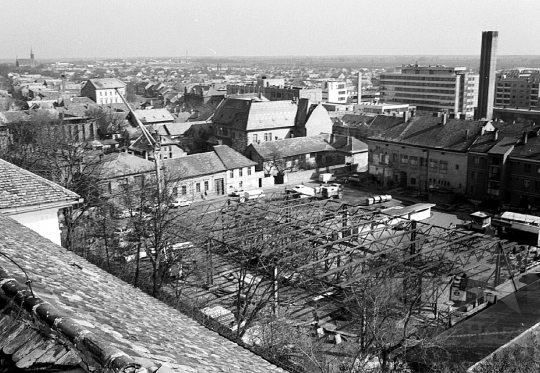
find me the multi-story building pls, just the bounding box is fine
[81,78,126,105]
[365,114,495,194]
[495,69,540,110]
[467,122,540,210]
[321,81,349,103]
[379,65,478,116]
[211,98,333,153]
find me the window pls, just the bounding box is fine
[264,133,269,141]
[420,157,426,167]
[524,179,531,188]
[173,187,178,195]
[134,175,145,188]
[181,185,187,195]
[107,182,112,194]
[524,164,532,172]
[204,181,209,191]
[429,159,438,170]
[400,154,408,165]
[472,171,477,180]
[439,161,448,173]
[239,181,243,188]
[196,183,201,193]
[474,157,480,165]
[239,168,243,177]
[230,170,234,178]
[411,177,416,185]
[253,134,258,142]
[410,156,418,166]
[392,153,398,162]
[455,164,459,170]
[248,167,252,175]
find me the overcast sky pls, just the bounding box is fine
[2,0,538,60]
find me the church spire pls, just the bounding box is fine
[30,46,34,60]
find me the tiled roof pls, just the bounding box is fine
[164,152,227,179]
[487,136,518,155]
[509,136,540,160]
[213,145,257,169]
[0,215,287,373]
[97,153,155,179]
[0,159,80,210]
[249,136,334,159]
[340,114,375,126]
[368,116,487,151]
[213,99,297,131]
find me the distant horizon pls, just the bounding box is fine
[4,54,540,62]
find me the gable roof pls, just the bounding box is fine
[97,153,155,179]
[0,158,81,211]
[213,98,297,131]
[0,214,287,373]
[213,145,257,169]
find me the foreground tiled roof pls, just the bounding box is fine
[0,214,287,372]
[0,158,80,210]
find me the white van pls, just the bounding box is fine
[239,189,265,203]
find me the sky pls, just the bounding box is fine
[2,0,539,60]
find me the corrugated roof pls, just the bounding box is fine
[0,215,287,373]
[0,158,80,210]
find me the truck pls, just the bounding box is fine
[318,173,335,183]
[286,184,343,199]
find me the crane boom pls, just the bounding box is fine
[114,88,163,195]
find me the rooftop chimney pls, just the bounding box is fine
[441,113,448,126]
[465,129,469,139]
[494,129,499,140]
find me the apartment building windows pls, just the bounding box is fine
[400,155,408,165]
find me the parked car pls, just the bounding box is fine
[230,189,245,197]
[169,198,193,208]
[239,189,265,203]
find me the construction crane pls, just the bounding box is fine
[115,88,163,196]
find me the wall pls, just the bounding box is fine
[225,165,261,193]
[174,171,228,201]
[8,208,62,245]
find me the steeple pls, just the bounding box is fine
[30,46,34,60]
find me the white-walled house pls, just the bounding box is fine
[0,159,81,245]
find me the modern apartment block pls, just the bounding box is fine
[495,69,540,110]
[379,65,478,116]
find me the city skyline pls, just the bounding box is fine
[3,0,539,60]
